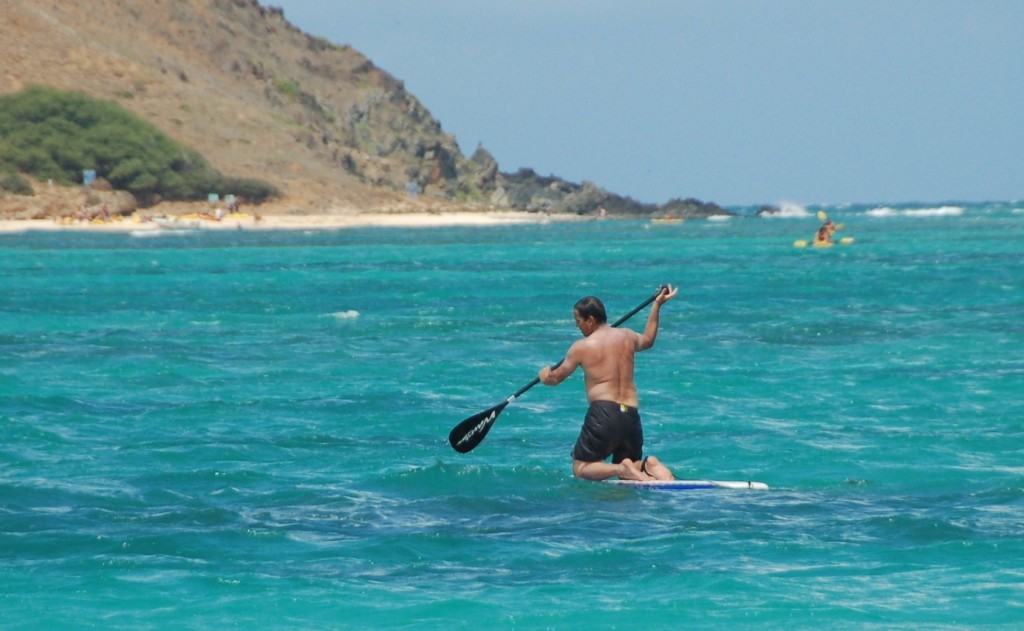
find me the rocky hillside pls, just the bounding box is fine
[0,0,728,217]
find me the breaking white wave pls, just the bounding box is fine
[905,206,964,217]
[866,205,964,218]
[865,207,898,217]
[707,215,732,222]
[329,310,360,320]
[1012,208,1024,215]
[760,202,812,218]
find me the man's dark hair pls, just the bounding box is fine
[573,296,607,323]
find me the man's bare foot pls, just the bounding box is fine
[618,458,655,481]
[642,455,675,481]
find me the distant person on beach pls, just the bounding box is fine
[538,286,679,481]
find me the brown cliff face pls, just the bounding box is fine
[0,0,489,211]
[0,0,729,217]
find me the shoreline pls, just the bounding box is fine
[0,210,588,234]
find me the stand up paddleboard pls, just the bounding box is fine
[609,479,769,491]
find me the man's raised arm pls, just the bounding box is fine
[638,284,678,351]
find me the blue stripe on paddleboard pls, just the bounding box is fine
[608,480,769,490]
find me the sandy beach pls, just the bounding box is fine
[0,210,585,234]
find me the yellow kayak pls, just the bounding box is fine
[794,237,855,249]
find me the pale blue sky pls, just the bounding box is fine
[268,1,1023,206]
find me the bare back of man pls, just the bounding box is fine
[571,327,640,407]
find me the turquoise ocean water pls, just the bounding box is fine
[2,202,1022,628]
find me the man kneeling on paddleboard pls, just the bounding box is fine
[538,285,678,482]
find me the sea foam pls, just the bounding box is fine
[866,205,964,217]
[759,202,812,218]
[130,229,192,238]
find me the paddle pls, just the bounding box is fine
[448,286,667,453]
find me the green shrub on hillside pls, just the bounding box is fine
[275,78,300,99]
[0,171,33,195]
[220,177,280,203]
[0,86,278,204]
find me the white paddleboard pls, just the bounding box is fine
[609,479,768,491]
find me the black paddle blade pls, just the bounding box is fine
[448,401,509,453]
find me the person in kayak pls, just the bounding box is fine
[815,219,836,245]
[538,285,678,481]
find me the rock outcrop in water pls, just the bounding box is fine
[498,170,728,218]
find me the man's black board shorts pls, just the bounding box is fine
[572,400,643,463]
